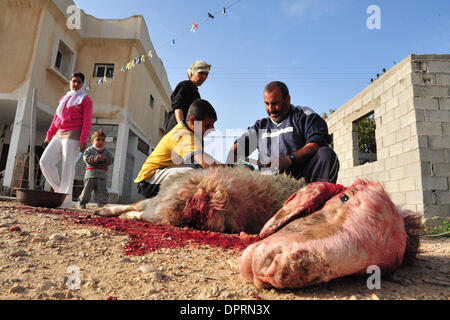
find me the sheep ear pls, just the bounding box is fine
[259,182,346,239]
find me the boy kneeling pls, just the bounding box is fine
[135,99,223,199]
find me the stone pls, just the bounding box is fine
[31,237,47,244]
[10,250,27,257]
[49,233,66,241]
[220,289,234,298]
[9,285,26,293]
[73,229,95,237]
[151,272,163,281]
[46,240,57,248]
[38,281,56,292]
[139,264,157,274]
[52,292,66,299]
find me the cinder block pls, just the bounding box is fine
[394,75,413,95]
[403,204,418,213]
[398,177,417,192]
[434,163,450,177]
[437,191,450,205]
[382,132,396,147]
[389,143,403,157]
[382,110,395,124]
[380,89,393,104]
[372,160,385,173]
[403,136,419,153]
[421,162,432,177]
[417,135,429,149]
[410,72,427,86]
[422,86,449,98]
[387,119,402,135]
[423,204,450,218]
[422,190,437,205]
[386,96,399,111]
[405,190,424,205]
[443,123,450,136]
[416,122,443,136]
[436,73,450,86]
[398,149,421,165]
[419,149,445,163]
[425,61,450,73]
[384,180,399,193]
[391,192,406,205]
[377,148,389,160]
[400,111,417,127]
[390,167,405,180]
[413,97,439,110]
[385,157,399,170]
[398,86,415,104]
[396,125,412,142]
[425,110,450,123]
[429,136,450,149]
[383,74,398,90]
[422,176,448,191]
[373,84,384,99]
[439,98,450,110]
[394,100,411,119]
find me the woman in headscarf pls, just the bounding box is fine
[165,60,211,132]
[40,72,93,209]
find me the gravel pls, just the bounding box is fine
[0,201,448,300]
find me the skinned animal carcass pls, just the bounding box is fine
[239,180,423,289]
[97,167,305,234]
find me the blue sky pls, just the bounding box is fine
[74,0,449,161]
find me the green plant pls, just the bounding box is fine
[425,220,450,237]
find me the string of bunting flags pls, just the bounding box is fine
[86,0,242,91]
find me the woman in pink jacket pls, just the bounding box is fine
[40,72,93,209]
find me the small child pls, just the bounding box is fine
[78,129,113,209]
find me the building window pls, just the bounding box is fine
[94,64,114,78]
[53,39,75,78]
[353,112,377,166]
[137,138,150,156]
[160,108,169,130]
[55,50,64,70]
[149,95,155,108]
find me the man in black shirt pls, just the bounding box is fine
[227,81,339,183]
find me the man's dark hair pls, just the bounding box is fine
[186,99,217,121]
[71,72,85,83]
[264,81,290,99]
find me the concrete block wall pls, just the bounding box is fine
[411,55,450,217]
[327,54,450,218]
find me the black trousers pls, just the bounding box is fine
[287,146,340,184]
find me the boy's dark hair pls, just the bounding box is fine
[264,81,290,99]
[71,72,85,83]
[186,99,217,121]
[91,129,106,140]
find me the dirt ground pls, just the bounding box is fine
[0,200,448,301]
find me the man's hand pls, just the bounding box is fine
[262,155,293,172]
[80,143,88,152]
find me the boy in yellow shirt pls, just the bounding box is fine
[135,99,223,198]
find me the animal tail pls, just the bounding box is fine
[400,209,424,266]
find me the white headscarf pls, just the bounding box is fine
[187,60,211,80]
[56,83,87,118]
